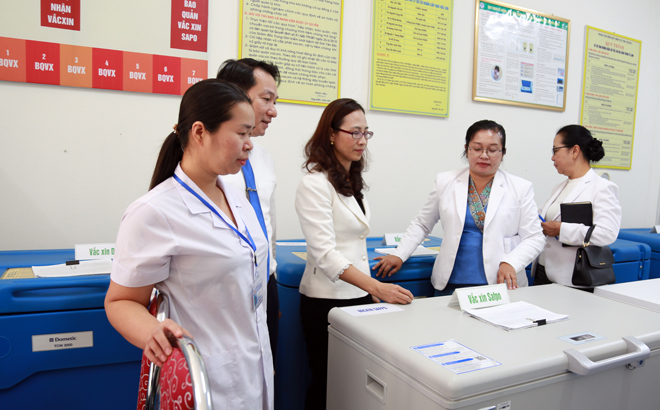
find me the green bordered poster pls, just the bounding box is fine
[370,0,453,117]
[580,26,641,170]
[473,0,570,111]
[239,0,343,106]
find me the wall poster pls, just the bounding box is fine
[580,26,641,170]
[473,0,570,111]
[239,0,343,106]
[369,0,453,117]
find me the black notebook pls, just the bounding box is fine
[560,202,593,226]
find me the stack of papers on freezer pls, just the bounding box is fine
[32,259,113,278]
[464,301,569,331]
[374,245,438,257]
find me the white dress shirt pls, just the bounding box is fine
[111,164,273,410]
[392,168,545,291]
[536,168,621,287]
[295,171,371,299]
[222,142,277,276]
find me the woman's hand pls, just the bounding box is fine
[541,221,561,237]
[372,282,414,304]
[372,255,403,277]
[496,262,518,290]
[144,319,192,367]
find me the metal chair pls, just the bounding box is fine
[136,290,213,410]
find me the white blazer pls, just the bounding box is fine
[392,168,545,291]
[295,171,371,299]
[535,168,621,286]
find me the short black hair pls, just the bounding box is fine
[464,120,507,156]
[216,58,280,93]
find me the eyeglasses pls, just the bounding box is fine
[551,145,570,155]
[338,129,374,140]
[468,146,502,156]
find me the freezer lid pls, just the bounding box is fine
[619,228,660,252]
[611,239,652,261]
[328,284,660,401]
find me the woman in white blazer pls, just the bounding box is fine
[374,120,545,295]
[534,125,621,290]
[295,99,413,410]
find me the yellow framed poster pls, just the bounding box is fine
[473,0,570,111]
[369,0,453,117]
[580,26,641,170]
[239,0,343,106]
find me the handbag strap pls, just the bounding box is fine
[582,224,597,246]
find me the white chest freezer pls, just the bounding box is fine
[327,284,660,410]
[595,278,660,313]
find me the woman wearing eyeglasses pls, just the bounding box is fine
[374,120,545,296]
[533,125,621,289]
[295,98,413,410]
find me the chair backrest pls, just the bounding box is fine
[159,336,213,410]
[136,290,213,410]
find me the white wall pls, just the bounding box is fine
[1,0,659,251]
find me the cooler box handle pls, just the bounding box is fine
[564,336,650,376]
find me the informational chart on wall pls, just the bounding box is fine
[369,0,453,117]
[580,26,641,170]
[239,0,342,106]
[473,0,570,111]
[0,0,208,96]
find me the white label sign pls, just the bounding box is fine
[32,331,93,352]
[448,284,510,311]
[75,243,116,260]
[383,233,405,246]
[340,304,404,316]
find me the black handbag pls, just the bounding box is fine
[572,225,616,287]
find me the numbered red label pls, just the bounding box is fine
[92,48,123,90]
[153,55,181,95]
[0,37,27,83]
[60,44,92,88]
[180,58,207,94]
[41,0,81,31]
[26,40,60,85]
[123,52,153,93]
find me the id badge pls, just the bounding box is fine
[252,278,263,311]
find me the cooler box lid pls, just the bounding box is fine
[611,238,652,262]
[0,249,109,314]
[618,228,660,253]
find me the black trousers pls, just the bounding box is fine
[267,273,279,364]
[300,293,373,410]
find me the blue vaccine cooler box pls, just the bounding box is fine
[618,228,660,279]
[0,249,142,409]
[274,236,442,410]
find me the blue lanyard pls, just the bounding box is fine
[173,174,258,266]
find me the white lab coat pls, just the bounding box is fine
[535,168,621,287]
[111,164,273,410]
[295,171,371,299]
[392,168,545,291]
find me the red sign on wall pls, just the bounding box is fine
[92,48,123,91]
[41,0,81,31]
[153,55,181,95]
[171,0,208,52]
[26,40,60,85]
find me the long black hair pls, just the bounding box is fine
[149,79,251,190]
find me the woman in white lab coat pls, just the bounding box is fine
[104,79,274,409]
[374,120,545,295]
[296,98,413,410]
[534,124,621,290]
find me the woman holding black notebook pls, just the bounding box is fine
[534,125,622,290]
